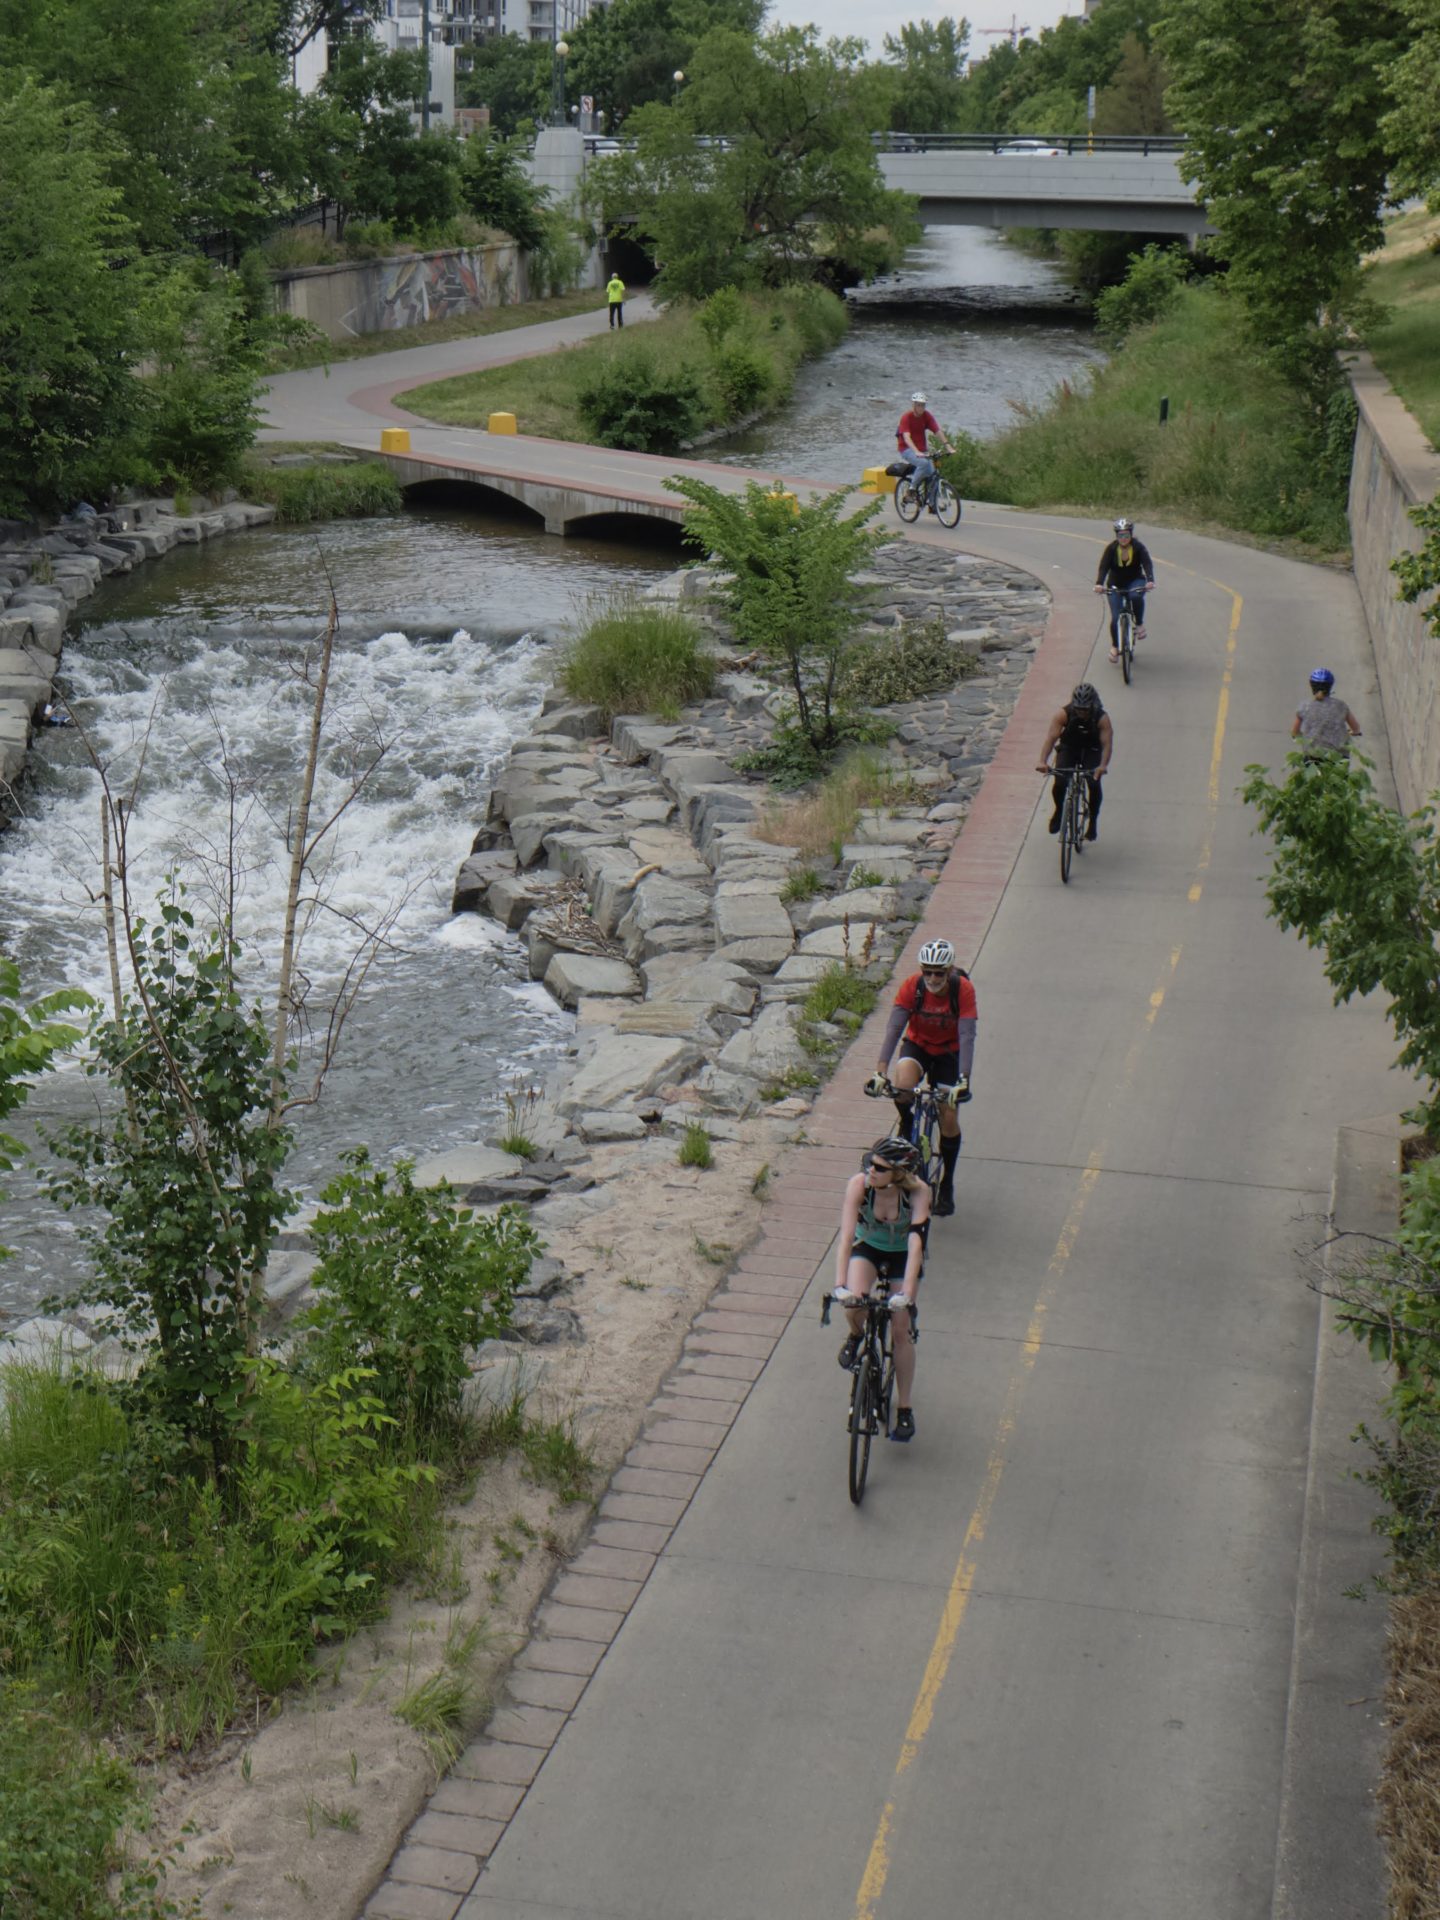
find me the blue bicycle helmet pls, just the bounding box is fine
[1309,668,1336,690]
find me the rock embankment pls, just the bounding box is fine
[0,497,276,807]
[450,541,1045,1141]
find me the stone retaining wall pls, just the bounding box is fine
[0,498,277,814]
[452,542,1047,1144]
[1346,353,1440,817]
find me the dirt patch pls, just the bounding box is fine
[144,1118,786,1920]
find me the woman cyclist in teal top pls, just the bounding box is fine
[832,1136,931,1443]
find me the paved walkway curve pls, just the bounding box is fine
[260,322,1399,1920]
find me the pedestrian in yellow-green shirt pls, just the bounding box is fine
[606,273,626,328]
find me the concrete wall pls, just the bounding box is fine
[1347,355,1440,817]
[272,242,544,343]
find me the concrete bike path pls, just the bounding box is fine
[354,512,1398,1920]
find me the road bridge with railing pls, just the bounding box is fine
[535,128,1211,240]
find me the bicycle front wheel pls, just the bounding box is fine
[894,480,921,525]
[1119,610,1134,685]
[915,1094,944,1194]
[1060,778,1077,883]
[934,482,961,529]
[1074,775,1091,857]
[848,1345,875,1505]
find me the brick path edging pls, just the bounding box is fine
[358,554,1098,1920]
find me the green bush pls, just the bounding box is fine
[0,1684,178,1920]
[678,1122,714,1170]
[1094,244,1191,343]
[575,344,706,452]
[244,458,404,523]
[778,282,848,356]
[300,1148,535,1443]
[842,618,979,705]
[802,965,879,1024]
[562,600,716,722]
[697,286,747,348]
[709,338,774,414]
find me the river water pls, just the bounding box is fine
[0,228,1098,1320]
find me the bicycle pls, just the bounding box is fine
[1108,586,1147,686]
[894,470,962,529]
[820,1279,909,1505]
[865,1074,955,1196]
[1045,762,1092,884]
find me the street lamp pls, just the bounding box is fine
[552,38,569,127]
[672,68,685,105]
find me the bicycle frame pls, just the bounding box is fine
[821,1283,900,1505]
[866,1075,949,1193]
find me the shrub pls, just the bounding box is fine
[575,345,705,452]
[780,867,824,903]
[677,1122,714,1170]
[802,965,879,1024]
[778,281,848,356]
[697,286,747,347]
[244,459,403,523]
[562,600,716,722]
[138,259,267,492]
[301,1148,536,1443]
[708,338,774,414]
[755,748,894,860]
[842,617,979,705]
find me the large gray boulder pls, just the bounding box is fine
[485,875,554,931]
[717,1003,810,1081]
[556,1032,703,1115]
[543,953,642,1009]
[531,702,606,739]
[0,649,53,707]
[715,888,793,945]
[611,718,692,765]
[798,922,886,959]
[641,954,758,1017]
[413,1146,526,1189]
[615,875,711,956]
[452,848,518,913]
[511,805,584,867]
[798,886,899,931]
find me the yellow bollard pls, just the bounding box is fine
[860,465,897,496]
[488,412,518,435]
[767,483,799,514]
[380,427,411,453]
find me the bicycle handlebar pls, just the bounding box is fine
[864,1075,965,1104]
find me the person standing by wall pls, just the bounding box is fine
[606,271,626,328]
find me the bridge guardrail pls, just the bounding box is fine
[870,133,1186,157]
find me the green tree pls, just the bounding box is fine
[138,261,268,492]
[0,958,88,1262]
[566,0,765,128]
[461,130,550,250]
[1241,751,1440,1136]
[46,901,297,1477]
[882,19,971,133]
[1092,31,1172,134]
[1392,497,1440,637]
[663,476,894,753]
[0,0,305,251]
[301,39,459,235]
[596,26,919,297]
[456,32,550,135]
[1157,0,1411,394]
[0,75,144,515]
[1383,0,1440,204]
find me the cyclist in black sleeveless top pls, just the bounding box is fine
[1037,683,1113,842]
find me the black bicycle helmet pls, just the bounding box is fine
[863,1136,921,1176]
[1071,682,1102,711]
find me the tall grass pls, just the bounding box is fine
[562,599,716,721]
[943,282,1353,554]
[243,458,403,523]
[400,286,848,447]
[756,749,895,863]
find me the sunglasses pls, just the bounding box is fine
[869,1165,896,1178]
[921,967,948,980]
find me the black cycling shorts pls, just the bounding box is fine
[897,1038,960,1087]
[850,1241,923,1285]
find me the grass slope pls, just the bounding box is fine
[1363,206,1440,452]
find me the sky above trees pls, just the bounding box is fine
[764,0,1079,57]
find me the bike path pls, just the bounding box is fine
[432,516,1398,1920]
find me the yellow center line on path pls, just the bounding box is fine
[851,552,1246,1920]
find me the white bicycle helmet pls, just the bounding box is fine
[917,939,955,969]
[910,391,928,407]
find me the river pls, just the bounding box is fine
[0,227,1100,1321]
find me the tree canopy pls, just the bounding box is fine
[592,25,919,297]
[565,0,765,129]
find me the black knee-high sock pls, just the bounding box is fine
[940,1134,961,1183]
[892,1095,914,1140]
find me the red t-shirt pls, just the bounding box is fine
[897,408,939,454]
[895,970,977,1054]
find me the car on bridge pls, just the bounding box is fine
[996,138,1066,157]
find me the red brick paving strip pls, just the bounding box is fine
[360,570,1093,1920]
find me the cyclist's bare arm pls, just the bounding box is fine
[835,1173,866,1292]
[1036,708,1067,770]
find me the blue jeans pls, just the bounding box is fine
[900,449,936,503]
[1106,585,1146,643]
